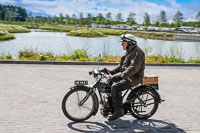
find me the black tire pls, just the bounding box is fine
[62,87,96,122]
[129,87,159,120]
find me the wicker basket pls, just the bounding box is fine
[142,75,158,85]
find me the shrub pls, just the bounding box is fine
[72,49,89,60]
[19,49,40,60]
[5,54,12,59]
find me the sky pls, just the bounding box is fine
[0,0,200,23]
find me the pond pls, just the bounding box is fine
[0,29,200,61]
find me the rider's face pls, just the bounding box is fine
[122,41,128,50]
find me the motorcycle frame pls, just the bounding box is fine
[77,77,162,117]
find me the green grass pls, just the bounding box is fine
[0,21,42,29]
[145,55,185,63]
[67,29,107,37]
[0,24,30,33]
[0,30,15,41]
[39,24,77,32]
[187,59,200,64]
[132,31,174,41]
[94,28,126,36]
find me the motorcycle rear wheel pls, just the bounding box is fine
[129,87,159,119]
[62,87,96,122]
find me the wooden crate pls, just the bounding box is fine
[142,75,158,85]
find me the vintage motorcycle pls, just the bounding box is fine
[62,68,164,122]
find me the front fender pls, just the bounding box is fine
[70,85,88,90]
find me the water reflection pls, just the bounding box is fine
[0,31,200,61]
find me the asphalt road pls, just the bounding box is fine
[0,64,200,133]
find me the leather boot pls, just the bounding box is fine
[108,105,124,121]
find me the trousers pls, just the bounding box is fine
[111,79,132,111]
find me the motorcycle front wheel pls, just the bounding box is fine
[129,87,159,119]
[62,87,96,122]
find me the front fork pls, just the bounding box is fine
[78,87,94,106]
[76,87,99,116]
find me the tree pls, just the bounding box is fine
[86,13,93,25]
[59,13,64,24]
[106,12,112,20]
[52,16,58,23]
[196,11,200,21]
[79,12,84,25]
[96,13,104,24]
[116,13,123,24]
[143,12,151,26]
[126,12,136,26]
[105,12,112,25]
[5,11,12,21]
[155,21,160,27]
[27,13,33,22]
[16,7,28,21]
[64,14,71,24]
[0,4,28,21]
[159,11,169,27]
[71,14,77,24]
[173,11,183,27]
[160,10,167,23]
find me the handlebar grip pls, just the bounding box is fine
[100,68,109,75]
[89,71,93,75]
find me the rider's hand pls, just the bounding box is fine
[111,73,122,82]
[101,68,111,75]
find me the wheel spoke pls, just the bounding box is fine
[131,89,158,118]
[146,102,156,106]
[81,104,92,111]
[76,92,80,103]
[145,94,149,104]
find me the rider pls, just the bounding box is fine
[105,34,145,121]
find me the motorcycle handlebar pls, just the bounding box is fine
[89,69,108,78]
[99,68,109,75]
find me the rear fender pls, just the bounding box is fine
[127,85,162,103]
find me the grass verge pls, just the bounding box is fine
[0,49,199,64]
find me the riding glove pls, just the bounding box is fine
[101,68,109,75]
[111,73,122,82]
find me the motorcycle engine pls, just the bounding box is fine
[99,83,111,93]
[100,94,114,117]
